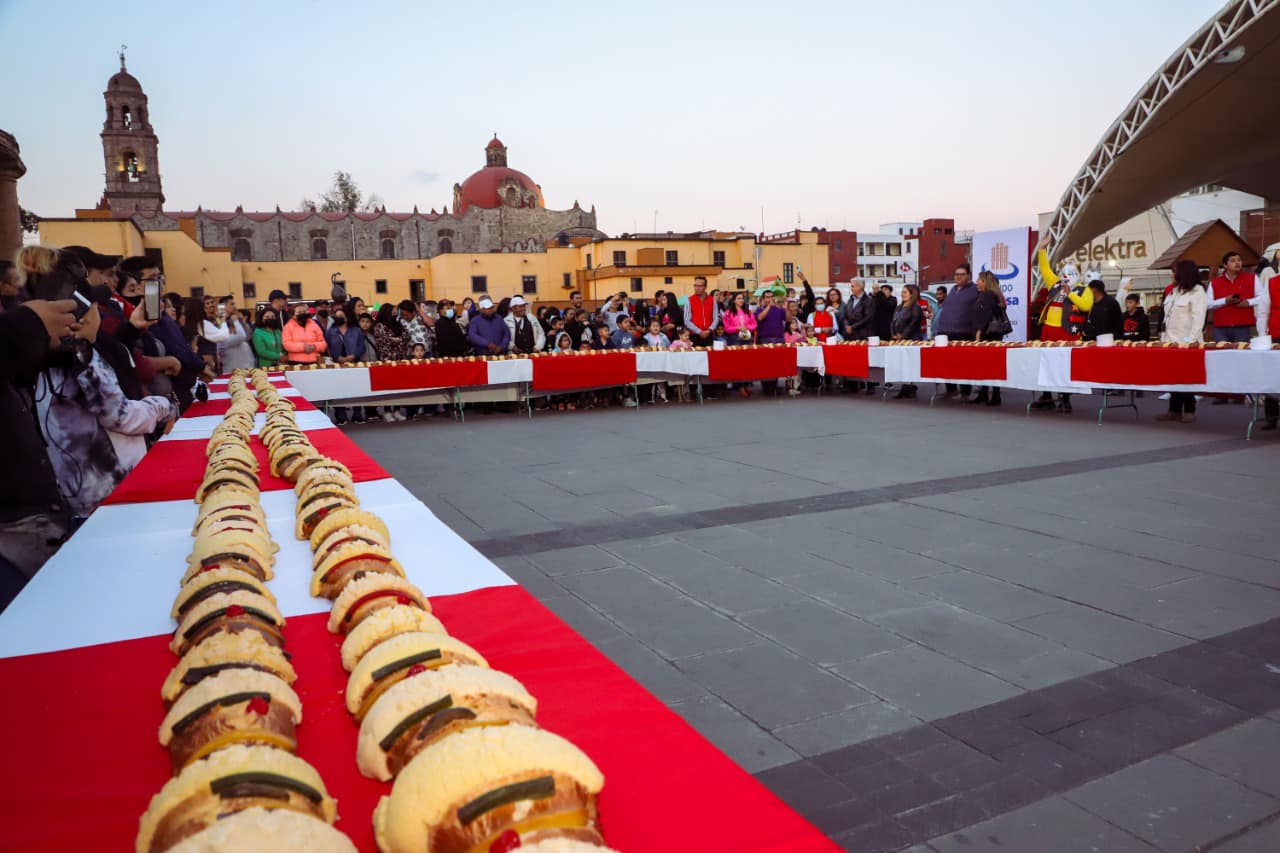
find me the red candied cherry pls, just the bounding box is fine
[225,604,246,618]
[406,664,428,678]
[490,830,521,853]
[246,695,271,715]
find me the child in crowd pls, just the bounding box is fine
[410,342,427,360]
[553,332,574,352]
[551,333,576,410]
[666,329,693,401]
[802,323,818,345]
[643,320,670,349]
[785,320,807,397]
[591,325,614,350]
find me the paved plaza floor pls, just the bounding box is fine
[350,388,1280,852]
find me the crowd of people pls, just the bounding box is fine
[2,242,1278,610]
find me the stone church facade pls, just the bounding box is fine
[93,59,601,261]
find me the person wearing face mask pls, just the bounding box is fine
[323,309,365,425]
[432,299,469,357]
[281,305,327,365]
[252,307,285,366]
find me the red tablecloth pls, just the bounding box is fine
[920,346,1008,381]
[183,395,317,417]
[707,347,798,382]
[102,428,389,505]
[532,352,638,391]
[1070,347,1207,385]
[0,587,832,852]
[369,361,489,391]
[822,345,870,378]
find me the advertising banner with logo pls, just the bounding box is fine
[973,227,1032,342]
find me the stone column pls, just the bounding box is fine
[0,130,26,264]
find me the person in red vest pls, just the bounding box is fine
[1260,245,1279,430]
[682,276,719,348]
[806,296,836,342]
[1207,251,1260,343]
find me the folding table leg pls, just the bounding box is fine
[1097,389,1139,426]
[1246,395,1261,440]
[696,377,704,405]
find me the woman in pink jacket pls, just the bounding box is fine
[722,292,757,345]
[281,306,328,365]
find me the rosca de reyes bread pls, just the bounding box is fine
[136,744,336,853]
[372,726,605,853]
[357,663,537,781]
[340,605,447,672]
[161,629,296,706]
[164,807,355,853]
[159,669,302,770]
[328,575,430,635]
[171,590,285,656]
[345,632,487,721]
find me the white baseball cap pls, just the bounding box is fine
[477,297,494,309]
[509,296,527,307]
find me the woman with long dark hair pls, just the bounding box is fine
[1157,259,1207,423]
[971,270,1008,406]
[373,303,411,421]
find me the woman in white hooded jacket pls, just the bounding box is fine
[1157,259,1207,423]
[35,302,177,517]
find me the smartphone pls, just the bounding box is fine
[144,280,161,320]
[71,288,94,321]
[217,304,227,319]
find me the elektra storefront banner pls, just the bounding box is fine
[972,227,1032,342]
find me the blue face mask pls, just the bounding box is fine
[444,308,456,319]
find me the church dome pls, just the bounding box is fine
[452,135,544,215]
[108,69,142,91]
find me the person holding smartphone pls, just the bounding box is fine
[216,296,255,372]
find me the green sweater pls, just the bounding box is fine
[252,327,284,367]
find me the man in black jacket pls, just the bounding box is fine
[1083,280,1124,341]
[0,299,79,610]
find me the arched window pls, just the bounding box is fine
[438,237,452,254]
[123,152,141,182]
[311,237,327,260]
[380,238,396,259]
[505,187,519,207]
[231,238,253,262]
[122,105,133,129]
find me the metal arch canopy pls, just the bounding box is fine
[1044,0,1280,263]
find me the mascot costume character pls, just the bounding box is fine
[1031,248,1097,412]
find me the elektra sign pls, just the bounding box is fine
[1071,237,1149,264]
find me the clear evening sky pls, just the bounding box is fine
[1,0,1224,235]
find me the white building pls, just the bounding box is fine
[856,222,920,285]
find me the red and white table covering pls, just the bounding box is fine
[1037,347,1280,395]
[0,373,832,852]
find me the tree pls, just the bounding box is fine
[301,171,383,213]
[19,205,38,233]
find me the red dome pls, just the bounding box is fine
[455,166,544,215]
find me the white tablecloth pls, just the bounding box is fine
[1037,347,1280,394]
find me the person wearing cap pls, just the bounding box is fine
[466,297,510,355]
[504,296,544,354]
[281,304,327,365]
[61,246,120,290]
[268,289,289,316]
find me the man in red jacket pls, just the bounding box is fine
[1207,251,1260,344]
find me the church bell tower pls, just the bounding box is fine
[101,47,164,215]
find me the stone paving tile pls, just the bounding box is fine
[1012,605,1188,663]
[739,600,909,666]
[1177,718,1280,798]
[1063,754,1279,851]
[905,570,1065,623]
[982,647,1113,691]
[591,635,709,704]
[665,694,800,773]
[489,554,563,600]
[833,645,1022,719]
[524,545,624,577]
[1211,818,1280,853]
[776,563,936,620]
[773,701,920,757]
[536,595,623,646]
[926,795,1160,852]
[871,603,1061,671]
[676,641,878,729]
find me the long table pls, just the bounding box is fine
[280,344,1280,435]
[0,372,835,852]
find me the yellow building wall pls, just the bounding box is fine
[38,220,145,258]
[227,259,434,306]
[425,248,579,304]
